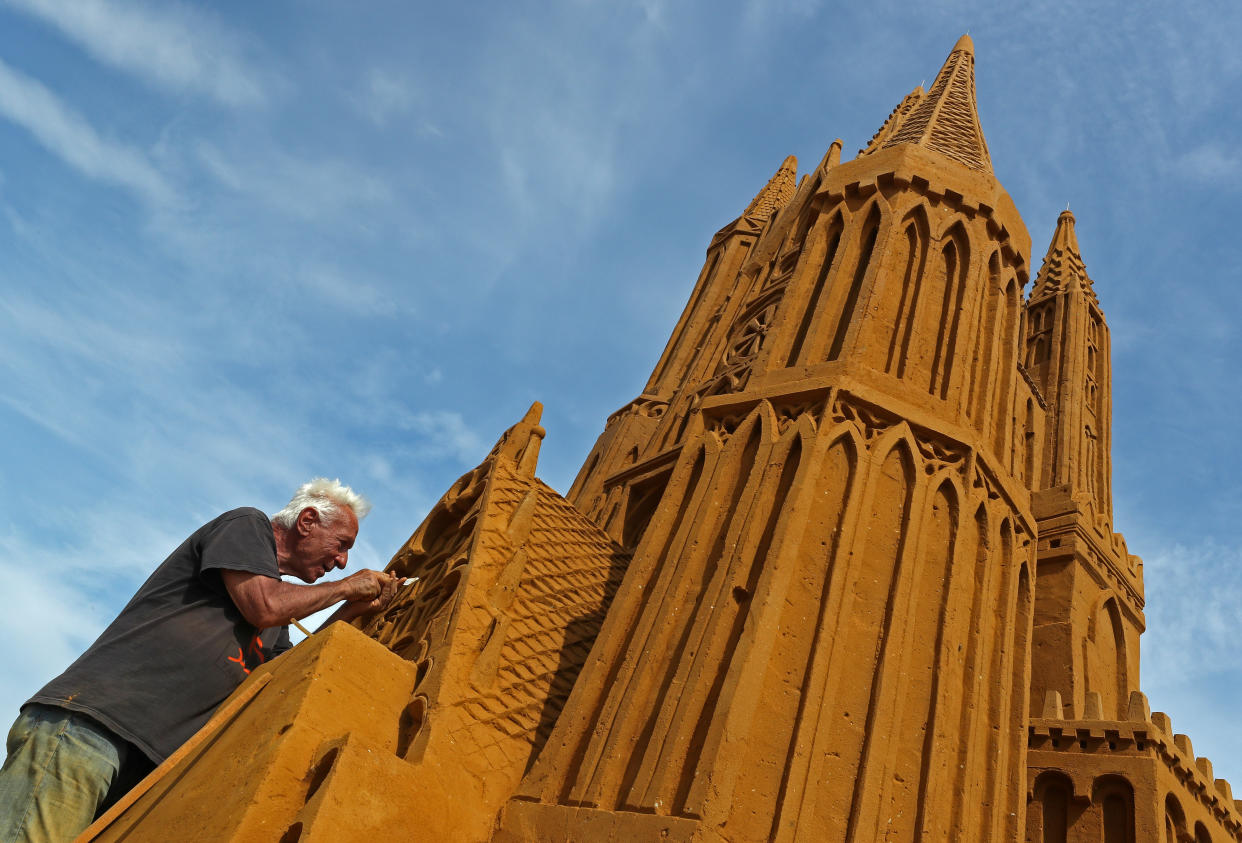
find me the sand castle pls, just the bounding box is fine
[80,36,1236,842]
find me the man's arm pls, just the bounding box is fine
[316,588,395,629]
[221,568,396,629]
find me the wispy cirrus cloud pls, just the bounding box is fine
[1,0,272,107]
[1142,539,1242,686]
[354,68,415,127]
[1176,142,1242,185]
[0,57,173,205]
[194,139,392,221]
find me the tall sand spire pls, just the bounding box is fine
[742,154,797,222]
[875,34,992,172]
[1030,209,1097,303]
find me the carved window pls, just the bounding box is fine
[1085,313,1103,419]
[930,228,969,398]
[967,252,1003,423]
[1095,775,1135,843]
[1026,302,1053,367]
[1165,794,1188,843]
[621,470,672,552]
[723,310,770,365]
[786,218,843,366]
[1032,772,1072,843]
[828,206,881,361]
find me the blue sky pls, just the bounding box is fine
[1,0,1241,785]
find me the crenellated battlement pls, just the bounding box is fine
[1030,690,1242,840]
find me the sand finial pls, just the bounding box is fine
[875,35,991,172]
[742,155,798,221]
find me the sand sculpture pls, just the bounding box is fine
[79,35,1238,842]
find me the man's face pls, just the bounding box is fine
[284,505,359,583]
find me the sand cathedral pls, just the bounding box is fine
[80,36,1238,843]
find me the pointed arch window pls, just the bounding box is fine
[786,215,844,366]
[929,227,969,398]
[827,206,881,361]
[883,208,929,376]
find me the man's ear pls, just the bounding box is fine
[296,506,319,536]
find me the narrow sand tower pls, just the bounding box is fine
[500,35,1041,841]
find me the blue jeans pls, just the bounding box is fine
[0,704,140,843]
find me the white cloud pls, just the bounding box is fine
[195,139,393,221]
[399,410,487,464]
[744,0,822,24]
[0,57,173,205]
[1176,143,1242,185]
[355,68,414,127]
[1142,539,1242,687]
[1,0,271,107]
[296,261,397,317]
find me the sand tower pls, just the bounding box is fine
[501,35,1040,841]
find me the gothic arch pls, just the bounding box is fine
[881,474,959,839]
[1165,793,1187,843]
[968,250,1004,424]
[1023,397,1037,482]
[749,399,780,444]
[928,222,971,398]
[990,275,1021,456]
[1030,770,1075,843]
[622,476,669,553]
[1030,335,1047,367]
[779,411,819,449]
[869,421,922,474]
[818,420,866,460]
[827,200,886,361]
[879,203,931,376]
[1080,593,1127,712]
[638,443,709,594]
[924,466,966,515]
[663,426,808,816]
[785,209,846,366]
[790,196,837,247]
[1093,775,1135,843]
[824,435,914,840]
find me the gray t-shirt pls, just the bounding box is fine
[29,507,292,763]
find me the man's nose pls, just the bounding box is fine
[335,551,349,570]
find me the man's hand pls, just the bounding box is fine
[339,569,393,603]
[329,570,401,623]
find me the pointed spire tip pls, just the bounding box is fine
[953,33,974,54]
[521,401,544,424]
[742,154,798,220]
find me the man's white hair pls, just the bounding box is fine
[271,477,371,528]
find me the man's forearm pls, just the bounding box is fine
[224,575,354,629]
[223,568,396,631]
[262,578,355,626]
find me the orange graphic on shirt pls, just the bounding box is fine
[227,631,269,676]
[226,647,249,675]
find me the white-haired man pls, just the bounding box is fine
[0,478,398,842]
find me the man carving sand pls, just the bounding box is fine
[0,478,399,842]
